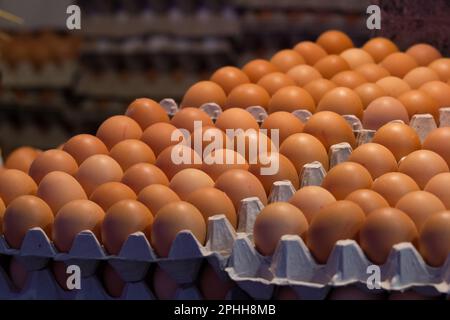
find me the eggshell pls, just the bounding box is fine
[316,30,354,54]
[406,43,442,66]
[202,149,249,181]
[345,189,389,216]
[102,264,125,298]
[0,198,5,233]
[5,147,41,173]
[214,169,268,210]
[375,76,411,98]
[286,65,322,87]
[303,79,337,104]
[224,83,270,110]
[101,200,153,254]
[242,59,279,83]
[424,173,450,209]
[215,108,259,131]
[256,72,295,95]
[428,58,450,82]
[0,169,37,206]
[362,96,409,130]
[96,115,142,150]
[199,263,234,300]
[63,134,109,165]
[181,81,227,108]
[348,143,398,179]
[122,163,169,194]
[231,130,276,163]
[3,195,54,248]
[293,41,327,65]
[328,286,385,300]
[419,211,450,267]
[170,107,214,133]
[152,266,178,300]
[186,187,237,228]
[317,87,364,119]
[109,139,156,170]
[380,52,419,78]
[330,71,367,89]
[90,182,136,211]
[28,149,78,184]
[268,86,316,114]
[307,200,365,263]
[398,90,440,122]
[254,202,308,256]
[403,67,440,89]
[419,81,450,110]
[210,66,250,94]
[289,186,336,222]
[137,184,180,217]
[269,49,305,72]
[155,145,201,180]
[354,63,390,82]
[340,48,375,69]
[313,55,350,79]
[372,172,420,206]
[354,83,386,109]
[189,126,232,154]
[169,169,214,200]
[359,207,418,264]
[9,257,28,291]
[125,98,169,130]
[151,201,206,257]
[141,123,183,156]
[261,111,304,143]
[52,200,105,252]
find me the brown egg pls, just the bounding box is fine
[419,81,450,110]
[155,145,201,180]
[224,83,271,110]
[9,257,28,291]
[375,76,411,98]
[189,126,232,154]
[354,63,390,82]
[289,186,336,222]
[101,200,153,254]
[380,52,419,78]
[398,90,440,122]
[90,182,137,211]
[303,79,337,104]
[0,197,5,233]
[151,201,206,257]
[0,169,37,206]
[307,200,365,263]
[254,202,308,256]
[360,207,418,264]
[354,83,386,109]
[256,72,296,95]
[122,163,169,194]
[170,107,214,133]
[425,173,450,209]
[124,98,169,130]
[215,169,268,210]
[322,162,373,200]
[362,96,409,130]
[328,286,386,300]
[419,211,450,267]
[138,184,180,216]
[268,86,316,113]
[3,195,54,248]
[63,134,109,165]
[202,149,249,181]
[102,264,125,298]
[181,81,227,108]
[330,71,367,89]
[141,123,183,156]
[269,49,305,73]
[428,58,450,82]
[313,55,350,79]
[28,149,78,184]
[293,41,328,65]
[186,187,237,228]
[109,139,156,171]
[403,67,440,89]
[37,171,87,214]
[199,264,234,300]
[52,200,105,252]
[372,172,420,206]
[261,111,304,143]
[396,191,445,230]
[242,59,279,83]
[169,169,214,200]
[153,266,178,300]
[345,189,389,216]
[406,43,442,66]
[317,87,364,119]
[398,150,449,189]
[5,147,41,173]
[316,30,354,54]
[96,115,143,150]
[286,65,322,87]
[75,155,123,196]
[210,66,250,94]
[232,130,276,163]
[340,48,375,69]
[303,111,356,150]
[215,108,259,131]
[248,152,299,194]
[372,122,421,161]
[348,143,398,179]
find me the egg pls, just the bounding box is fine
[109,139,156,171]
[354,83,386,109]
[289,186,336,222]
[307,200,365,263]
[316,30,354,54]
[62,134,109,165]
[214,169,268,210]
[403,67,440,89]
[375,76,411,98]
[313,55,350,79]
[269,49,305,73]
[303,111,356,150]
[242,59,279,83]
[189,126,232,154]
[303,79,337,104]
[345,189,389,216]
[0,169,37,206]
[202,149,249,181]
[371,172,420,206]
[419,211,450,267]
[261,111,304,143]
[348,143,398,179]
[405,43,442,66]
[215,108,259,131]
[28,149,78,184]
[169,169,214,200]
[292,41,328,65]
[155,145,201,180]
[186,187,237,228]
[170,107,214,133]
[141,123,183,156]
[428,58,450,82]
[75,155,123,196]
[328,286,385,300]
[151,201,206,257]
[359,207,418,264]
[354,63,390,82]
[96,115,142,150]
[233,130,276,162]
[419,81,450,110]
[181,81,227,108]
[330,71,367,89]
[152,266,178,300]
[52,200,105,252]
[256,72,295,96]
[398,150,449,189]
[317,87,364,119]
[287,65,322,89]
[101,200,153,254]
[102,264,125,298]
[322,162,373,200]
[372,122,421,161]
[121,163,169,194]
[90,182,137,211]
[124,98,169,130]
[268,86,316,114]
[9,257,28,291]
[362,96,410,130]
[210,66,250,95]
[0,198,5,232]
[137,184,180,216]
[254,202,308,256]
[340,48,375,69]
[424,173,450,209]
[380,52,419,78]
[224,83,270,110]
[199,264,234,300]
[3,195,54,248]
[5,147,41,173]
[279,133,329,174]
[398,90,440,122]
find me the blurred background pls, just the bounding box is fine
[0,0,449,156]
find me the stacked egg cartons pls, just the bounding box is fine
[1,30,450,300]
